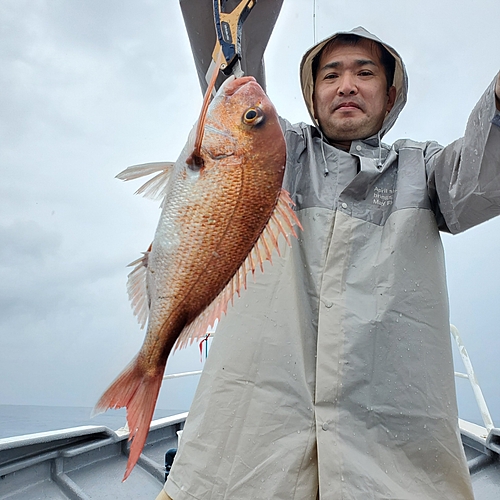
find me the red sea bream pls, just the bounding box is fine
[94,76,300,480]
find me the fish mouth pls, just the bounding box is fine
[223,76,258,96]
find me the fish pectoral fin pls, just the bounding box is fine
[173,188,301,352]
[126,247,151,329]
[116,162,176,200]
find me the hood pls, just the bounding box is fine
[300,26,408,139]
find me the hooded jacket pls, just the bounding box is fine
[166,28,500,500]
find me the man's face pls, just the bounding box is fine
[313,39,396,145]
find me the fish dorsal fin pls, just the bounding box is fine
[116,162,176,200]
[173,188,302,351]
[126,244,152,329]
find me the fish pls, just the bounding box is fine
[93,74,301,481]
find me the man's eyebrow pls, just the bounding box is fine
[319,59,377,72]
[355,59,377,67]
[320,61,341,72]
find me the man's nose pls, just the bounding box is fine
[337,73,357,95]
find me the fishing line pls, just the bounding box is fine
[313,0,317,44]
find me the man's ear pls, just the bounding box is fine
[386,86,397,114]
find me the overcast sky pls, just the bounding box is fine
[1,0,499,427]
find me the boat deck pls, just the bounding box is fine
[0,413,185,500]
[0,414,499,499]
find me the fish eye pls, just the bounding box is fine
[242,107,264,126]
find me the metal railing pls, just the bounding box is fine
[451,324,494,432]
[163,370,202,380]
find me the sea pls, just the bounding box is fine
[0,405,186,439]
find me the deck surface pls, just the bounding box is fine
[0,414,498,499]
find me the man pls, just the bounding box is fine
[158,27,500,499]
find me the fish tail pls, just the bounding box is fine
[92,356,164,481]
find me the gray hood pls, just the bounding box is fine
[300,26,408,138]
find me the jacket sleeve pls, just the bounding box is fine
[425,74,500,234]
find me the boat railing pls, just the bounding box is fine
[451,324,494,432]
[163,370,203,380]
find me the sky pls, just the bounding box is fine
[1,0,499,428]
